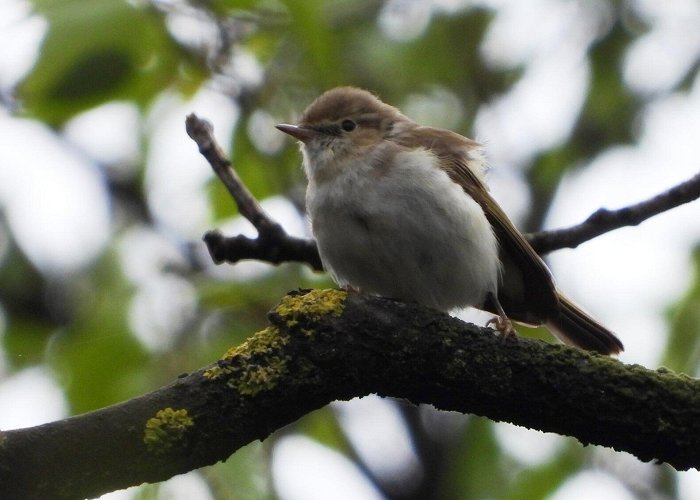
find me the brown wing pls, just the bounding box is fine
[393,126,559,324]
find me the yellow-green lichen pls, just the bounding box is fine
[222,326,287,360]
[203,326,287,382]
[201,325,290,396]
[274,289,346,328]
[201,291,345,394]
[227,356,288,395]
[143,408,194,454]
[203,363,235,381]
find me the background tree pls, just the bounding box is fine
[1,1,700,498]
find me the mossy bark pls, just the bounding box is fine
[1,289,698,499]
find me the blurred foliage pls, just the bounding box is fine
[2,0,700,499]
[663,246,700,375]
[24,0,207,125]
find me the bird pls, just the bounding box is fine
[276,86,623,355]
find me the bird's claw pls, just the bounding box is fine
[486,315,515,341]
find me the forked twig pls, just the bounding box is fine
[186,113,321,270]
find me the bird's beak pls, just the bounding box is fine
[276,124,317,143]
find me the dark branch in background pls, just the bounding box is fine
[528,171,700,254]
[3,290,700,499]
[185,114,322,270]
[186,114,700,268]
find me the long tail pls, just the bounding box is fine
[545,293,624,355]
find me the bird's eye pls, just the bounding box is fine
[341,119,356,132]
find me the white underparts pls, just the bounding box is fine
[305,146,501,312]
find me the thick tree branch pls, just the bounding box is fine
[1,289,698,499]
[186,114,700,267]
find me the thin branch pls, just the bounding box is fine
[186,114,272,229]
[186,114,700,269]
[528,171,700,254]
[2,290,699,499]
[202,228,321,269]
[185,114,322,270]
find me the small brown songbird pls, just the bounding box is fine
[277,87,623,355]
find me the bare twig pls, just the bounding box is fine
[202,229,322,270]
[528,171,700,254]
[186,114,699,269]
[186,114,270,229]
[185,113,322,270]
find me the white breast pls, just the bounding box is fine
[305,147,501,312]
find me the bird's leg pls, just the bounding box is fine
[485,292,515,339]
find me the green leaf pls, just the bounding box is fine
[293,406,350,454]
[663,246,700,374]
[578,19,639,152]
[201,442,271,500]
[48,49,132,101]
[22,0,206,124]
[0,247,56,369]
[450,418,508,498]
[47,252,149,414]
[504,440,584,499]
[284,1,346,86]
